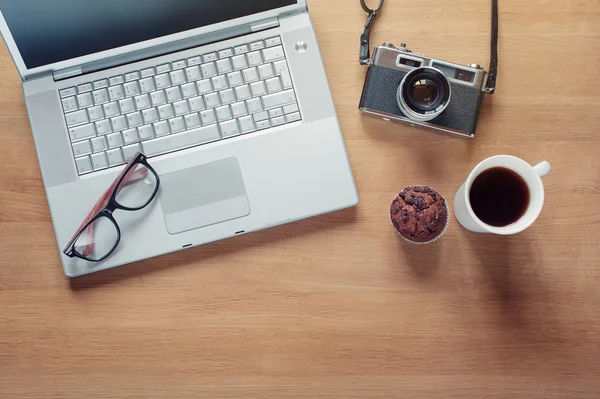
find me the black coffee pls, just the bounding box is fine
[469,167,530,227]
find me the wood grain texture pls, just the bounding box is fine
[0,1,599,397]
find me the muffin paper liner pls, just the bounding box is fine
[390,185,451,245]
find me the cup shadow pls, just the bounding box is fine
[69,206,358,290]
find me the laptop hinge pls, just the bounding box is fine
[53,66,83,81]
[251,17,279,32]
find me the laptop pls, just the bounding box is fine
[0,0,358,277]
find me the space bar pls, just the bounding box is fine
[141,124,221,156]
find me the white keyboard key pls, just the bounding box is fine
[134,94,152,110]
[75,156,93,175]
[170,70,186,86]
[238,115,255,134]
[250,81,267,97]
[196,79,213,95]
[150,90,167,106]
[227,71,244,87]
[256,119,270,130]
[231,54,248,71]
[140,68,156,78]
[141,124,221,157]
[165,87,182,102]
[234,85,251,101]
[139,78,156,93]
[262,45,285,62]
[201,62,217,78]
[106,148,124,167]
[118,98,136,114]
[253,111,269,122]
[126,111,143,128]
[187,56,202,66]
[211,75,228,91]
[181,83,198,99]
[219,48,234,59]
[283,103,299,114]
[111,115,128,131]
[153,121,170,137]
[77,83,93,93]
[60,87,77,98]
[188,96,205,112]
[286,112,301,123]
[68,123,95,141]
[262,89,296,110]
[215,105,232,121]
[171,60,186,70]
[123,82,140,97]
[62,97,78,112]
[95,119,112,135]
[269,108,284,118]
[109,85,125,101]
[203,52,217,62]
[231,101,248,118]
[66,110,89,127]
[246,98,263,113]
[234,45,249,55]
[265,37,282,47]
[103,102,120,117]
[106,132,123,148]
[173,100,190,116]
[156,64,171,74]
[72,140,92,157]
[122,128,139,145]
[93,79,109,89]
[200,109,216,125]
[185,66,202,81]
[250,41,265,51]
[138,125,155,141]
[258,64,275,80]
[219,119,240,138]
[91,152,108,171]
[273,60,293,89]
[247,51,263,66]
[157,104,175,120]
[93,89,109,105]
[91,136,108,152]
[204,92,221,109]
[271,116,286,126]
[87,105,104,122]
[155,74,171,89]
[216,58,233,74]
[266,77,283,93]
[122,143,141,162]
[124,72,140,82]
[184,113,201,128]
[242,67,259,83]
[219,89,236,105]
[77,93,94,108]
[142,108,159,124]
[168,117,186,133]
[109,76,125,86]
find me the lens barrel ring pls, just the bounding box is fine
[397,67,452,122]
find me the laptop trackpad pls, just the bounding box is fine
[159,158,250,234]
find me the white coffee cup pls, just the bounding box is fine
[453,155,551,234]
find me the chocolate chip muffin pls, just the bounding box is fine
[390,186,449,244]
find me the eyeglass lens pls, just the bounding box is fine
[74,216,119,261]
[114,163,158,209]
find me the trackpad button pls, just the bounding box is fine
[159,158,250,234]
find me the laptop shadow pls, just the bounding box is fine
[69,206,358,290]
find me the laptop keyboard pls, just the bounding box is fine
[59,36,302,175]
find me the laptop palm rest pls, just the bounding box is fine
[159,158,250,234]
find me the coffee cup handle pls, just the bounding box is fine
[533,161,552,178]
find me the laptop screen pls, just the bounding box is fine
[0,0,298,69]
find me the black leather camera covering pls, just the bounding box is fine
[359,64,484,135]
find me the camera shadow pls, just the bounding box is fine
[398,235,444,281]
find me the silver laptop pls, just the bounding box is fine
[0,0,358,277]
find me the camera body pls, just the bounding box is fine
[359,43,492,139]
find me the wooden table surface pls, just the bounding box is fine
[1,1,599,398]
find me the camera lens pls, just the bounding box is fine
[397,67,451,122]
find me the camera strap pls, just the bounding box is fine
[359,0,385,65]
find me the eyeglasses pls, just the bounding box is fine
[63,152,160,262]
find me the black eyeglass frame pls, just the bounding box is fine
[63,153,160,262]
